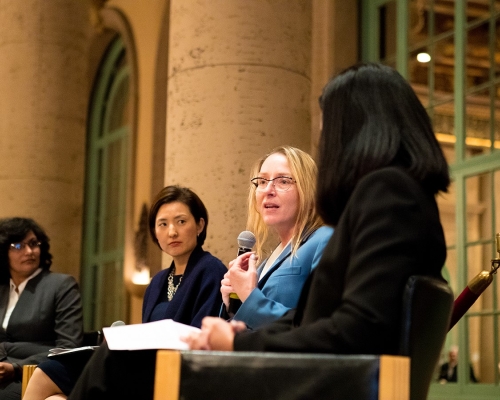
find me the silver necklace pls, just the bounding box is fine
[167,266,183,301]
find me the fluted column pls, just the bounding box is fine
[0,0,90,275]
[165,0,312,263]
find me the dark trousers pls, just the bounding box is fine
[0,381,21,400]
[68,343,157,400]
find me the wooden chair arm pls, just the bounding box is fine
[21,365,37,398]
[154,350,410,400]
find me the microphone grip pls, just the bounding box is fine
[228,293,242,316]
[228,246,252,315]
[449,287,480,330]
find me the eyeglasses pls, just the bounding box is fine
[9,239,42,251]
[251,176,296,192]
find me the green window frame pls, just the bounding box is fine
[81,37,130,330]
[362,1,500,398]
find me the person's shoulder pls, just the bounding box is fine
[304,226,334,245]
[354,167,424,199]
[197,251,227,273]
[150,268,169,283]
[40,271,77,284]
[312,226,334,238]
[359,166,415,185]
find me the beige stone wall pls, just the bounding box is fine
[0,0,90,277]
[311,0,358,156]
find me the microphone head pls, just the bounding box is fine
[237,231,256,250]
[110,320,126,327]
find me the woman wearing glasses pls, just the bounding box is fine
[220,145,333,329]
[0,217,83,399]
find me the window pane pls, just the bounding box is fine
[438,179,457,248]
[434,34,455,95]
[444,246,458,294]
[107,77,130,133]
[410,47,431,107]
[435,0,455,36]
[467,0,492,23]
[496,83,500,152]
[466,172,492,242]
[99,260,126,328]
[467,243,494,307]
[378,0,397,63]
[103,140,122,252]
[496,17,500,82]
[409,0,430,48]
[466,88,492,157]
[468,315,495,384]
[466,21,491,90]
[434,101,456,163]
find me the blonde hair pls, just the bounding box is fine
[247,145,324,260]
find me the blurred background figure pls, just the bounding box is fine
[438,345,478,383]
[0,217,83,400]
[220,145,333,329]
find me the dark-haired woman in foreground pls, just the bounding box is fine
[0,218,82,400]
[24,186,226,400]
[186,62,450,355]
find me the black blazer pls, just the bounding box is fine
[0,270,83,373]
[235,167,447,355]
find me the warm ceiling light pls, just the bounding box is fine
[417,52,431,63]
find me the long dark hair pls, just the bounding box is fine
[317,63,450,225]
[148,185,208,248]
[0,217,52,284]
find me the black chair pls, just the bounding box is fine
[154,275,453,400]
[399,275,454,400]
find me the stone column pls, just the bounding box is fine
[165,0,312,264]
[0,0,90,275]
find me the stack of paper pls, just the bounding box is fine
[103,319,200,351]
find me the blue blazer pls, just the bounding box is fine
[233,226,333,329]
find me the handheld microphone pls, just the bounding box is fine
[228,231,256,315]
[236,231,256,256]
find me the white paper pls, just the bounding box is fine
[103,319,200,351]
[48,346,99,357]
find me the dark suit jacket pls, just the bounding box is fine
[235,167,447,355]
[0,270,83,376]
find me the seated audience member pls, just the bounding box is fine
[185,62,451,355]
[23,186,227,400]
[438,345,478,383]
[0,217,83,400]
[220,145,333,329]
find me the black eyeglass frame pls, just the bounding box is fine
[9,240,42,251]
